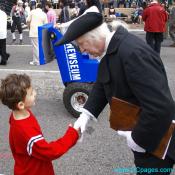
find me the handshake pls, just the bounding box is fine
[74,112,91,132]
[72,109,145,153]
[72,110,94,141]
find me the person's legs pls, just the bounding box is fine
[0,39,7,65]
[154,33,163,54]
[146,32,155,51]
[11,17,16,42]
[0,40,10,60]
[16,17,23,44]
[0,44,1,55]
[133,151,174,175]
[30,37,39,65]
[154,41,161,54]
[169,24,175,46]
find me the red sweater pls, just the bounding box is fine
[142,3,168,32]
[9,110,79,175]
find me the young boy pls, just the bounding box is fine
[0,74,79,175]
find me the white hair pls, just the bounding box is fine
[80,20,129,41]
[109,20,129,32]
[82,22,110,41]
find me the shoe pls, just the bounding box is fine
[29,61,40,66]
[169,43,175,47]
[19,40,23,45]
[6,53,10,61]
[0,60,7,65]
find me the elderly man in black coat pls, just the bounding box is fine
[55,8,175,175]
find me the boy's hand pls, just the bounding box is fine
[69,124,81,136]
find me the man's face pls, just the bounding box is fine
[76,35,105,58]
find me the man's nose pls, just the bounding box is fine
[80,47,85,53]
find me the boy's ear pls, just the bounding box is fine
[17,101,25,110]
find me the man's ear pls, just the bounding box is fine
[17,101,25,110]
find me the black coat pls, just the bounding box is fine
[84,26,175,158]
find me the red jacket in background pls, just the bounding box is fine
[9,110,79,175]
[142,3,168,32]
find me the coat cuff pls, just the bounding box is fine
[80,108,97,122]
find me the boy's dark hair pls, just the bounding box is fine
[36,3,42,9]
[45,1,52,8]
[0,74,31,110]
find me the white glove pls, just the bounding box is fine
[117,131,145,153]
[74,112,90,133]
[74,112,90,142]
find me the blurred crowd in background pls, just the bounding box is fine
[0,0,175,66]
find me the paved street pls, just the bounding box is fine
[0,29,175,175]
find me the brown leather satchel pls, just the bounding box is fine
[109,97,175,159]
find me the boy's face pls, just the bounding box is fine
[23,86,37,109]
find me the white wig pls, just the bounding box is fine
[109,20,129,32]
[81,19,129,41]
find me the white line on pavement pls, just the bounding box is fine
[0,69,59,73]
[128,29,144,32]
[7,45,32,47]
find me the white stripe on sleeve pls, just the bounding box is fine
[27,135,44,156]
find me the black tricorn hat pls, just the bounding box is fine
[55,12,103,46]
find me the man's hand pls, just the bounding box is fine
[74,112,90,134]
[54,23,61,29]
[117,131,145,153]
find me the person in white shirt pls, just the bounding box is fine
[0,7,10,65]
[27,3,48,65]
